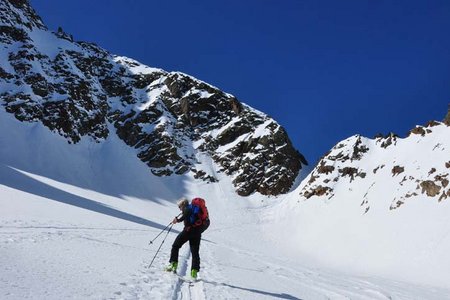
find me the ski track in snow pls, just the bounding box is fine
[99,223,450,300]
[2,214,450,299]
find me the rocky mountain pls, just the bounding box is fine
[299,107,450,211]
[0,0,307,196]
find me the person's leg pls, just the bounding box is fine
[169,230,189,264]
[189,231,201,271]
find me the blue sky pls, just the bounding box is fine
[31,0,450,164]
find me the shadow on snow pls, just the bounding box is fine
[0,164,179,233]
[201,279,302,300]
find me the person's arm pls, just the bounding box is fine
[172,208,188,224]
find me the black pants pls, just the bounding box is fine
[169,228,201,271]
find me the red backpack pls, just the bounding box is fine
[190,197,210,232]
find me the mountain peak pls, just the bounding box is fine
[298,115,450,211]
[0,1,307,196]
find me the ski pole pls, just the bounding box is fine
[147,223,174,269]
[148,213,182,245]
[148,222,172,245]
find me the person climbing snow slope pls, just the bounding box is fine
[166,197,210,279]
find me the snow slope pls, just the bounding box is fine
[273,123,450,290]
[2,107,450,300]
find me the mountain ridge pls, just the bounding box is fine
[298,113,450,210]
[0,0,307,196]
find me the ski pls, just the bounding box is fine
[175,273,198,286]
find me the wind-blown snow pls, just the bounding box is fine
[1,106,450,299]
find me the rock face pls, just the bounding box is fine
[444,104,450,126]
[0,0,307,196]
[299,116,450,211]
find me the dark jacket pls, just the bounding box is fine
[176,205,193,229]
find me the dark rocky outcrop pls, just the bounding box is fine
[444,104,450,126]
[392,166,405,176]
[420,181,441,197]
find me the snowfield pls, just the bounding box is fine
[1,107,450,300]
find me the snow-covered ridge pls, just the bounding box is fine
[299,120,450,210]
[0,0,46,31]
[0,0,307,196]
[257,115,450,290]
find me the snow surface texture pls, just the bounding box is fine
[2,106,450,299]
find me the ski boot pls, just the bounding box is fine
[165,262,178,273]
[191,269,198,279]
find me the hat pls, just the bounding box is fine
[177,197,188,209]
